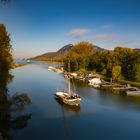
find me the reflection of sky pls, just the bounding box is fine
[0,0,140,58]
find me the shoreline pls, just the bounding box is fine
[31,59,64,64]
[13,64,27,68]
[43,60,140,88]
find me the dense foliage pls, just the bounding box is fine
[64,42,140,82]
[0,24,13,73]
[64,42,93,72]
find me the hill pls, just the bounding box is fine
[32,44,106,60]
[134,48,140,53]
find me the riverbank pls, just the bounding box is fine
[118,79,140,88]
[47,63,140,88]
[13,64,27,68]
[32,59,64,64]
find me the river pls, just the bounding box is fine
[3,62,140,140]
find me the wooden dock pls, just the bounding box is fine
[101,84,122,87]
[126,91,140,96]
[112,87,139,91]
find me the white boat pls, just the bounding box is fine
[55,69,63,74]
[48,66,63,73]
[55,59,81,106]
[88,78,102,87]
[89,83,100,88]
[55,92,81,106]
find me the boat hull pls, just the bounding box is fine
[55,92,81,106]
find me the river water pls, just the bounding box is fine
[5,62,140,140]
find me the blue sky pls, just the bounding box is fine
[0,0,140,58]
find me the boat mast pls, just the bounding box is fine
[68,58,71,96]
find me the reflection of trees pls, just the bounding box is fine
[11,93,32,112]
[0,72,32,140]
[10,114,32,130]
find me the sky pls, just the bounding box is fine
[0,0,140,58]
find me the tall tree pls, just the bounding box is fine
[136,64,140,82]
[67,41,93,71]
[0,24,13,73]
[112,66,122,81]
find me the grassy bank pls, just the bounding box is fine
[101,76,140,88]
[13,64,27,68]
[118,79,140,88]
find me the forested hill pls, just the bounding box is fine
[32,43,106,60]
[134,48,140,53]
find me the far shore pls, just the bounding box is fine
[33,59,64,64]
[13,64,27,68]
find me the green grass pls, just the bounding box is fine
[118,79,140,88]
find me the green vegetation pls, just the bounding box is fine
[64,42,93,72]
[0,24,13,73]
[63,41,140,83]
[118,80,140,88]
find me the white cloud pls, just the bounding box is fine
[102,24,113,29]
[69,28,90,37]
[92,34,116,43]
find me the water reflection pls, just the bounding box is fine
[97,85,140,111]
[73,77,140,111]
[55,97,80,138]
[0,72,32,140]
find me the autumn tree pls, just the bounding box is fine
[64,42,140,82]
[136,64,140,82]
[66,41,93,71]
[112,66,122,81]
[0,24,13,73]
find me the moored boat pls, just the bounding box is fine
[55,92,81,106]
[88,78,102,87]
[55,58,81,106]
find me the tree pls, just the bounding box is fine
[136,64,140,82]
[0,24,13,73]
[112,66,122,81]
[67,41,93,71]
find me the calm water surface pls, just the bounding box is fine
[6,62,140,140]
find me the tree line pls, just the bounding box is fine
[63,41,140,82]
